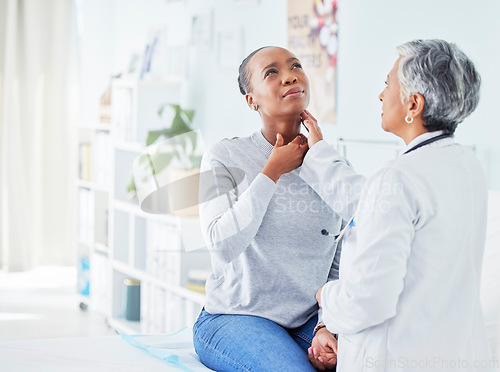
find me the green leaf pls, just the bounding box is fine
[182,109,195,123]
[187,130,198,152]
[157,103,168,118]
[127,177,136,193]
[146,128,174,146]
[169,103,181,113]
[148,151,176,175]
[136,103,197,195]
[174,132,189,150]
[170,112,191,136]
[146,130,163,146]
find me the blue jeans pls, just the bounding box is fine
[193,309,318,372]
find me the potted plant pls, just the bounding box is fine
[129,104,203,216]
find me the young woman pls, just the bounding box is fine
[193,46,349,371]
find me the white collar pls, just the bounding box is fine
[401,130,448,155]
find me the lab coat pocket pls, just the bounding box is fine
[337,333,367,372]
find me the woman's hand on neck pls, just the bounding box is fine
[261,114,303,145]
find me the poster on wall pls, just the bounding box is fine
[217,28,244,69]
[288,0,338,124]
[191,9,213,50]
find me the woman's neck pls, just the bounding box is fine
[400,120,428,145]
[261,115,302,145]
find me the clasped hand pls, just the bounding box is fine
[308,327,338,371]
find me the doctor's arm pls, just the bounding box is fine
[320,168,417,334]
[300,113,366,222]
[307,229,345,369]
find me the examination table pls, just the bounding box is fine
[1,191,499,370]
[0,327,213,371]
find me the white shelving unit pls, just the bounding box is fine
[77,79,212,335]
[76,123,113,314]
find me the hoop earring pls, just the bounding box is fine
[405,115,414,124]
[252,105,258,111]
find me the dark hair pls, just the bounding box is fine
[237,46,270,95]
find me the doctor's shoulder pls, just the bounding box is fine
[361,163,418,202]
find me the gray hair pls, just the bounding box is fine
[396,39,481,134]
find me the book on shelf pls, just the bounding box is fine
[93,131,112,187]
[186,268,211,294]
[78,188,94,242]
[165,291,184,333]
[100,82,112,123]
[140,282,186,334]
[79,143,92,181]
[186,283,205,294]
[146,220,182,283]
[112,86,134,142]
[90,253,110,313]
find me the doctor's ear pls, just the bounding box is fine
[407,93,425,119]
[245,94,259,111]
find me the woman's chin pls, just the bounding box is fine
[289,104,308,116]
[271,102,308,118]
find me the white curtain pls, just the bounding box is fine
[0,0,78,271]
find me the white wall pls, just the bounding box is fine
[79,0,500,188]
[332,0,500,187]
[80,0,287,143]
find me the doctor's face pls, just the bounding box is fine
[379,58,407,135]
[246,47,310,120]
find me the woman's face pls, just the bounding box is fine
[379,58,407,135]
[246,47,310,119]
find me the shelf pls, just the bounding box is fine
[78,122,112,131]
[114,141,145,153]
[108,317,141,335]
[113,199,201,224]
[76,179,111,193]
[112,260,206,305]
[113,199,175,223]
[112,78,183,88]
[79,294,91,309]
[95,243,110,255]
[77,240,94,248]
[113,199,143,215]
[76,78,210,335]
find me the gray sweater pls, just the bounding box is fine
[199,130,343,328]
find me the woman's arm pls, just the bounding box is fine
[199,135,308,264]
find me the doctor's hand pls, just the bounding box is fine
[301,110,323,148]
[308,328,338,371]
[262,133,308,183]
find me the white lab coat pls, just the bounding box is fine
[300,132,493,371]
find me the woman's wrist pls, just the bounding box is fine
[313,322,326,336]
[262,163,281,183]
[315,326,337,340]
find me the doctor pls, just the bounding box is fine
[300,39,493,371]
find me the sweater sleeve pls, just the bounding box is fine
[300,140,366,222]
[198,142,277,264]
[326,219,346,282]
